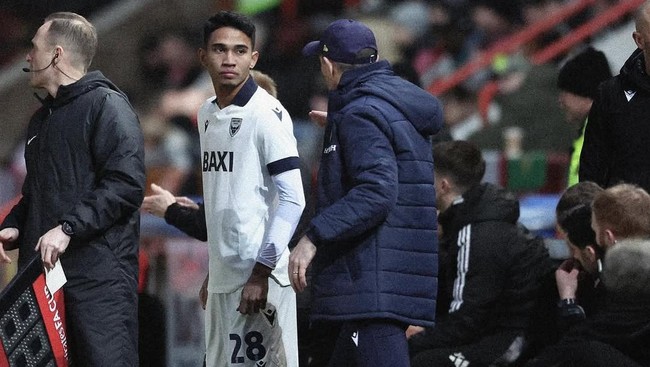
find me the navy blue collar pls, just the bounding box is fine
[214,75,258,107]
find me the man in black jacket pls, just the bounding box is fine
[0,12,145,366]
[579,1,650,193]
[409,140,553,367]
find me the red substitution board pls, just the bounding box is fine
[0,256,69,367]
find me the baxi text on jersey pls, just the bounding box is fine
[203,151,234,172]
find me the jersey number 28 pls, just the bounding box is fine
[230,331,267,363]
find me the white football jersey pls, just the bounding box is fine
[197,77,300,293]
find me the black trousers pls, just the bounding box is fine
[410,330,526,367]
[327,319,410,367]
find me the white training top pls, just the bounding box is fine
[197,77,302,294]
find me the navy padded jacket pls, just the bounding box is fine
[306,60,443,327]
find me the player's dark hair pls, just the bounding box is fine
[433,140,485,192]
[556,181,602,249]
[203,11,256,49]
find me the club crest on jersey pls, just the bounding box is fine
[230,118,242,137]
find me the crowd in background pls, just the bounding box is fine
[0,0,632,204]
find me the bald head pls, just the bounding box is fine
[635,1,650,32]
[634,1,650,73]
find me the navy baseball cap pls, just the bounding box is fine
[302,19,378,64]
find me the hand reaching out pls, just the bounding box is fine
[142,183,177,217]
[309,110,327,127]
[0,227,19,264]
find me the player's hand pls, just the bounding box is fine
[406,325,425,339]
[142,183,176,217]
[176,196,200,210]
[200,273,209,310]
[36,225,71,270]
[309,110,327,127]
[0,227,19,264]
[555,258,579,300]
[288,235,317,293]
[238,263,271,315]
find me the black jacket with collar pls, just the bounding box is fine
[2,70,145,274]
[580,48,650,192]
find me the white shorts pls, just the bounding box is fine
[205,280,298,367]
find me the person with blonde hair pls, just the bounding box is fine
[591,183,650,250]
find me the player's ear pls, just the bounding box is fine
[250,50,259,69]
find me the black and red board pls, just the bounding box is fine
[0,256,68,367]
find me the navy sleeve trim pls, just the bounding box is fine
[267,156,301,176]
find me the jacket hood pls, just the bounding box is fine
[330,60,443,136]
[620,48,650,92]
[440,183,520,229]
[41,70,127,107]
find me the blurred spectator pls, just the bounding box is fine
[469,55,573,153]
[0,9,31,67]
[0,0,119,66]
[389,1,435,62]
[0,137,26,207]
[471,0,524,47]
[557,47,612,187]
[440,85,499,141]
[142,110,199,196]
[461,0,524,89]
[411,3,473,90]
[138,30,204,90]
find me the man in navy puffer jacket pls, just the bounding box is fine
[289,18,443,367]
